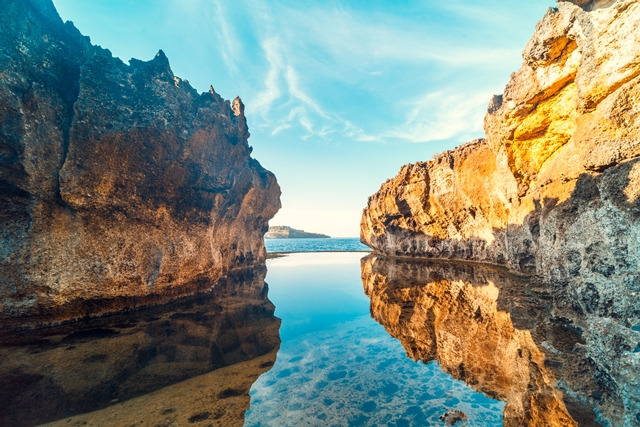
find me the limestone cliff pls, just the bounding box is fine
[362,0,639,325]
[361,1,640,423]
[0,0,280,326]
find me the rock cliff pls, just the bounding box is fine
[361,0,639,331]
[0,0,280,326]
[361,0,640,274]
[265,225,330,239]
[361,1,640,423]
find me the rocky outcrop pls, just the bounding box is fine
[362,0,640,276]
[0,266,280,426]
[361,1,640,406]
[0,0,280,326]
[265,225,330,239]
[362,255,637,426]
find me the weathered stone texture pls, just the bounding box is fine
[361,0,640,315]
[0,0,280,325]
[361,1,640,423]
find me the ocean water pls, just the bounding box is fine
[265,237,370,253]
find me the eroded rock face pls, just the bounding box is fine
[0,0,280,325]
[361,0,639,385]
[362,255,638,426]
[362,0,640,272]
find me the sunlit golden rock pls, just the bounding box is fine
[361,3,640,424]
[361,0,640,301]
[363,0,640,264]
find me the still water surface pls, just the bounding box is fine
[0,267,279,426]
[245,252,503,426]
[1,247,629,425]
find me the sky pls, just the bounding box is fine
[53,0,553,237]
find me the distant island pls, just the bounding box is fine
[265,226,330,239]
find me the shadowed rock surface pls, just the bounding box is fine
[362,254,638,426]
[0,266,280,427]
[0,0,280,326]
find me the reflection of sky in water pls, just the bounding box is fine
[245,252,504,426]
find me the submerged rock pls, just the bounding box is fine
[0,0,280,326]
[439,409,468,426]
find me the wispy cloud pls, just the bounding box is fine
[384,91,490,143]
[277,6,521,72]
[271,123,292,136]
[210,0,241,72]
[284,66,330,120]
[298,115,314,134]
[247,35,349,140]
[163,0,249,80]
[343,121,378,143]
[251,38,283,116]
[215,0,525,146]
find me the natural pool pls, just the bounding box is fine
[245,252,504,426]
[0,251,632,426]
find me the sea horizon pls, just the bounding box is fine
[264,237,371,253]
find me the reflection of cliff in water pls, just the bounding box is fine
[0,266,280,427]
[361,254,639,427]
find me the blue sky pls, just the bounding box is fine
[53,0,553,237]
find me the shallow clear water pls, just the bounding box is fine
[244,252,504,426]
[265,237,370,253]
[1,250,622,426]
